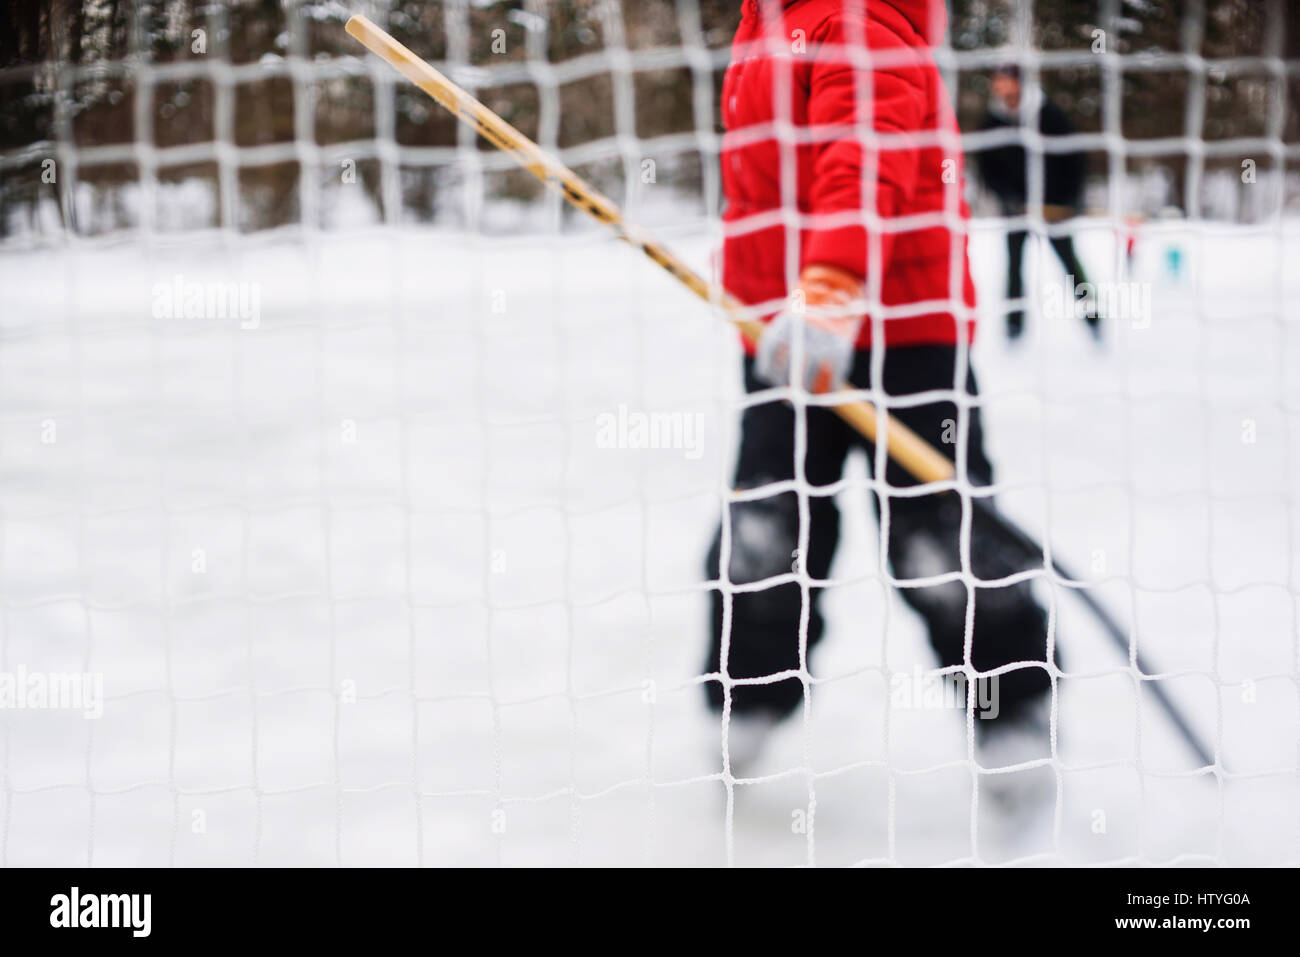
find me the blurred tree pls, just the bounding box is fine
[0,0,1295,239]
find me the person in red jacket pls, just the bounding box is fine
[705,0,1057,791]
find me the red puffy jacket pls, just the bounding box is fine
[720,0,976,348]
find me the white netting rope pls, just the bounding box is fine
[0,0,1296,867]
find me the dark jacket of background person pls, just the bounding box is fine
[977,97,1086,211]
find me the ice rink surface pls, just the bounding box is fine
[1,213,1297,866]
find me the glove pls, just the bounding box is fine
[754,263,864,393]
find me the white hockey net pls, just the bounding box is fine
[0,0,1296,866]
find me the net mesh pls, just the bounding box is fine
[0,0,1297,866]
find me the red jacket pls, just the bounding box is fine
[720,0,976,348]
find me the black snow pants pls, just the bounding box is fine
[704,345,1055,724]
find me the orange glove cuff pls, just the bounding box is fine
[797,263,863,337]
[799,263,864,307]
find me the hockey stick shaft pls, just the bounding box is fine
[344,13,954,486]
[345,14,1213,770]
[981,506,1214,768]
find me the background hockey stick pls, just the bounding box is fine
[345,14,1214,769]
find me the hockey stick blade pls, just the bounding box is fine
[973,497,1216,770]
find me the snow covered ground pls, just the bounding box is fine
[0,214,1297,866]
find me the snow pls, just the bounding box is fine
[0,215,1296,866]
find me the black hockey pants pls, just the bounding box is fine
[704,346,1055,724]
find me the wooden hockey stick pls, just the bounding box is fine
[345,14,1214,769]
[344,13,953,486]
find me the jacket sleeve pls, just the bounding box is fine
[801,15,927,281]
[1040,101,1085,205]
[976,113,1025,202]
[975,115,998,188]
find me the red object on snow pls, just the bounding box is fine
[720,0,976,349]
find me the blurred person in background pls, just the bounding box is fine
[977,65,1100,341]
